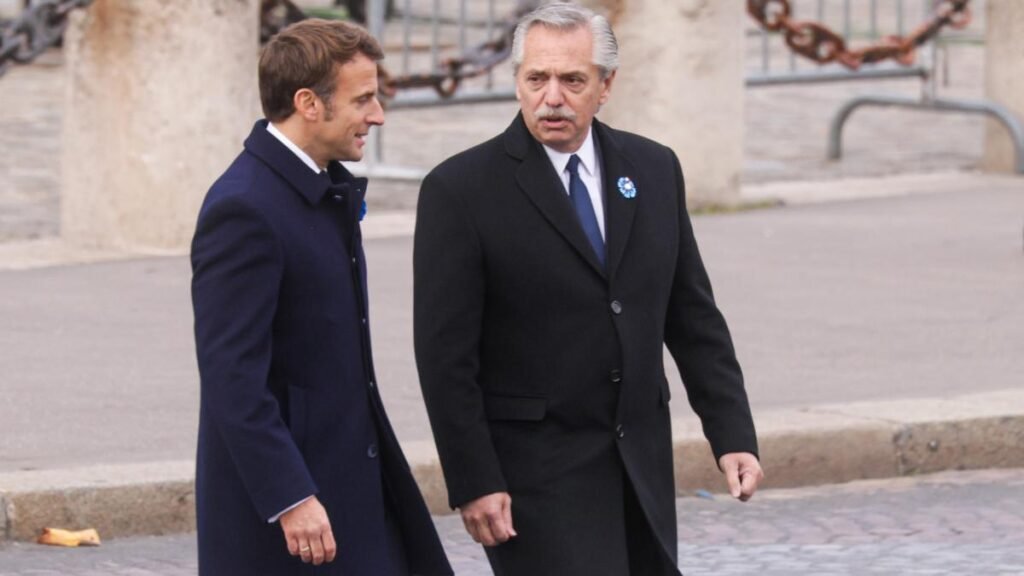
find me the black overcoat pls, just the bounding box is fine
[414,115,758,575]
[192,121,452,576]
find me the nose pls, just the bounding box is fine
[367,97,385,126]
[542,77,564,107]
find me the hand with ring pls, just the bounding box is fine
[280,497,337,565]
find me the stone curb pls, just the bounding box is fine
[2,390,1022,542]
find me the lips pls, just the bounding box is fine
[540,118,568,129]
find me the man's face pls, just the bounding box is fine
[515,25,614,154]
[316,52,384,163]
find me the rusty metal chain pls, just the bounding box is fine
[380,0,538,99]
[260,0,308,44]
[747,0,971,70]
[0,0,92,77]
[261,0,539,100]
[3,0,529,100]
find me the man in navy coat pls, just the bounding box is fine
[191,19,451,576]
[414,3,764,575]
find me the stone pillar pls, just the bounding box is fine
[0,0,20,19]
[981,0,1024,173]
[61,0,260,251]
[585,0,745,206]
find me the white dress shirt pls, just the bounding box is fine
[267,122,323,174]
[541,127,606,241]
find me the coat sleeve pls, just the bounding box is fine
[662,150,759,462]
[191,196,317,520]
[413,170,508,509]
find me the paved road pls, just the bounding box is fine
[2,181,1022,473]
[2,469,1022,575]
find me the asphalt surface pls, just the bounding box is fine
[2,179,1023,473]
[1,469,1022,575]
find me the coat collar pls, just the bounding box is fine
[503,113,639,281]
[243,119,368,209]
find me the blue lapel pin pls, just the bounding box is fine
[617,176,637,199]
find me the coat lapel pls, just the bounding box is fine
[594,119,639,282]
[505,115,606,277]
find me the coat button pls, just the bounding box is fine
[610,300,622,315]
[351,257,357,265]
[616,424,625,439]
[369,380,376,389]
[610,369,622,383]
[367,443,379,458]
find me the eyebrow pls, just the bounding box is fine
[524,69,588,78]
[352,89,376,101]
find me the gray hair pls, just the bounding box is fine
[510,2,619,79]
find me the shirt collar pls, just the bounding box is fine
[266,122,322,174]
[542,126,597,178]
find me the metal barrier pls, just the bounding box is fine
[747,0,1023,174]
[8,1,1016,174]
[361,0,1022,176]
[356,0,532,178]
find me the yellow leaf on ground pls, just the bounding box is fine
[36,528,102,547]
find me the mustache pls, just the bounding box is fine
[535,105,576,121]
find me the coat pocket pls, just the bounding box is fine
[287,385,308,451]
[483,394,547,421]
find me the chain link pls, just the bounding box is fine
[379,0,538,99]
[261,0,539,100]
[747,0,971,70]
[0,0,92,77]
[1,0,529,100]
[260,0,308,44]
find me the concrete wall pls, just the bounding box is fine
[583,0,745,207]
[61,0,260,251]
[0,0,20,20]
[981,0,1024,173]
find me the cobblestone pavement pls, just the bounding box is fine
[1,469,1022,575]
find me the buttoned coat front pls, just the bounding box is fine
[192,121,452,576]
[414,115,758,576]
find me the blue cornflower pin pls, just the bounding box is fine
[360,200,367,221]
[617,176,637,199]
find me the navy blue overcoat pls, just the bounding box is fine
[191,121,452,576]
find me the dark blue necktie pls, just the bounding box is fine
[566,154,605,267]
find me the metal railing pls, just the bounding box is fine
[747,0,1023,173]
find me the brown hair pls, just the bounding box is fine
[259,19,384,122]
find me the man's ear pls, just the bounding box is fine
[293,88,320,121]
[598,70,616,106]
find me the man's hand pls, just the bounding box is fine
[280,497,336,565]
[718,452,764,502]
[459,491,517,546]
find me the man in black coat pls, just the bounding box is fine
[414,3,763,575]
[191,19,451,576]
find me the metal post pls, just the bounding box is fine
[842,0,851,40]
[828,96,1024,175]
[366,0,387,166]
[401,0,411,75]
[458,0,467,54]
[486,0,495,88]
[897,0,905,36]
[431,0,440,68]
[870,0,878,39]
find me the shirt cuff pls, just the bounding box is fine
[268,495,313,524]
